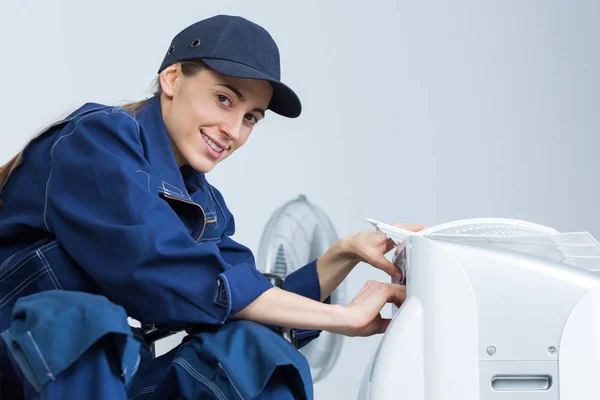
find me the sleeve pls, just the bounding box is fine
[209,185,329,304]
[285,261,331,348]
[44,110,272,326]
[210,187,330,348]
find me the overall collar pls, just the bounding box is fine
[135,95,206,200]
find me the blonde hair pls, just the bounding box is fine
[0,61,207,207]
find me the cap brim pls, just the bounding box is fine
[202,58,302,118]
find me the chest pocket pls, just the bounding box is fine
[159,191,221,244]
[195,187,221,243]
[202,212,220,243]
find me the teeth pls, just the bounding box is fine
[202,133,224,152]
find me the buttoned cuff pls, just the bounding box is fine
[284,260,331,348]
[215,264,273,323]
[284,260,331,303]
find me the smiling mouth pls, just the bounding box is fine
[201,132,225,153]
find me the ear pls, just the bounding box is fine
[159,64,180,98]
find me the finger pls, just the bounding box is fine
[392,223,429,232]
[384,237,396,253]
[351,280,380,303]
[375,229,390,242]
[369,253,403,281]
[378,318,392,334]
[383,283,406,305]
[354,281,402,312]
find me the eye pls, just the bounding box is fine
[217,94,231,107]
[244,114,259,125]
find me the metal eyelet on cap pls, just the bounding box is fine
[191,40,201,48]
[167,46,175,55]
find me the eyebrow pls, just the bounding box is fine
[217,83,266,117]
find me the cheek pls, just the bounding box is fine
[172,103,202,141]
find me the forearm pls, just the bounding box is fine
[231,287,347,332]
[315,237,359,301]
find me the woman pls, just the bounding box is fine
[0,15,425,400]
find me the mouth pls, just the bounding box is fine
[201,131,226,158]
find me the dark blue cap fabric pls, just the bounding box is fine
[158,15,302,118]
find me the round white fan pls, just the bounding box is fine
[256,194,345,382]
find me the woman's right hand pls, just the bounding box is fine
[232,279,405,338]
[334,280,406,337]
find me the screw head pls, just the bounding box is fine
[486,346,497,356]
[548,346,556,355]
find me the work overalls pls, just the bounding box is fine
[0,95,325,399]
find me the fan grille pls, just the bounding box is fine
[273,245,288,278]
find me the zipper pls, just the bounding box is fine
[159,192,206,242]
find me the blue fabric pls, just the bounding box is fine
[0,95,324,329]
[1,291,139,396]
[1,291,140,391]
[132,321,311,400]
[18,336,129,400]
[284,261,331,347]
[0,95,326,397]
[2,291,311,399]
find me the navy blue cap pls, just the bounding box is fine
[158,15,302,118]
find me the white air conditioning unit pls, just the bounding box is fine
[358,218,600,400]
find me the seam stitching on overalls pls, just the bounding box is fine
[0,253,38,283]
[130,385,157,399]
[0,249,22,274]
[36,249,62,291]
[173,358,228,400]
[130,354,141,379]
[218,273,232,323]
[135,170,151,191]
[0,241,58,283]
[160,181,188,198]
[206,184,226,230]
[1,330,42,392]
[26,331,55,381]
[0,267,51,308]
[191,170,226,226]
[218,362,245,400]
[44,110,142,233]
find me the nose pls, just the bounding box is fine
[219,114,244,141]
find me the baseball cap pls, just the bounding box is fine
[158,15,302,118]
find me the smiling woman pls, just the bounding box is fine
[0,14,423,400]
[159,63,273,171]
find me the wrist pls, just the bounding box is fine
[324,303,351,334]
[335,235,360,263]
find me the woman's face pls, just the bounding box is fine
[160,64,273,172]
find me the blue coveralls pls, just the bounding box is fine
[0,95,325,399]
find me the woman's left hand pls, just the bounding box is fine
[345,223,428,281]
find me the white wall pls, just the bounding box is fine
[2,1,599,399]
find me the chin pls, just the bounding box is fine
[187,156,217,173]
[190,162,215,173]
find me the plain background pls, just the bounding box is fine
[1,1,599,398]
